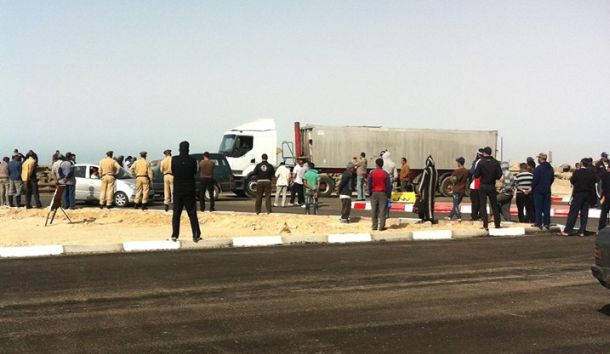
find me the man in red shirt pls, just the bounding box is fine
[368,158,392,231]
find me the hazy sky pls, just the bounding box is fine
[1,0,608,165]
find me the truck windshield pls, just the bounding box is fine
[219,134,253,158]
[219,135,237,155]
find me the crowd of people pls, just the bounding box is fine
[0,149,77,209]
[447,149,609,234]
[1,144,608,239]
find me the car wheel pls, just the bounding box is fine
[204,185,221,201]
[114,191,129,208]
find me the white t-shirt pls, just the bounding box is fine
[275,165,291,186]
[293,164,306,184]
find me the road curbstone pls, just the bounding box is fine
[412,230,453,241]
[233,236,283,247]
[372,232,413,242]
[0,245,64,258]
[489,227,526,237]
[327,233,372,244]
[180,239,232,249]
[123,240,181,252]
[452,229,489,239]
[282,234,328,245]
[64,244,124,255]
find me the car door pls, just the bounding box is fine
[213,157,231,192]
[73,165,89,200]
[86,165,101,200]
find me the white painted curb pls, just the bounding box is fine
[0,245,64,258]
[489,227,526,237]
[123,241,180,252]
[328,233,372,244]
[412,230,453,241]
[398,217,422,224]
[233,236,283,247]
[589,209,602,219]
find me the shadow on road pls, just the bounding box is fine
[597,304,610,316]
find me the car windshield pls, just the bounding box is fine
[116,167,134,179]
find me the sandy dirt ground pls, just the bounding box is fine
[553,173,573,196]
[0,207,533,247]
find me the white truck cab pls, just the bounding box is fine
[218,119,278,196]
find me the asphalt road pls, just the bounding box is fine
[2,236,609,353]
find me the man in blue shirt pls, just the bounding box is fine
[532,152,555,230]
[8,154,23,207]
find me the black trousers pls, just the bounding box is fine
[341,198,351,220]
[256,180,272,213]
[479,184,501,229]
[600,196,610,231]
[199,178,215,211]
[565,192,590,234]
[25,178,42,208]
[290,182,304,204]
[470,189,480,220]
[516,193,535,223]
[172,192,200,239]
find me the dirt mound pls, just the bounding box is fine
[0,207,533,247]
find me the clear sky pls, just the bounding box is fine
[1,0,608,165]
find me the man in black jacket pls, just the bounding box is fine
[468,148,484,221]
[560,158,599,236]
[474,146,502,231]
[339,162,355,223]
[254,153,275,214]
[171,141,201,242]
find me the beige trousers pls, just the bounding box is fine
[135,177,150,204]
[99,175,116,206]
[163,174,174,205]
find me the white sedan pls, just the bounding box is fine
[73,164,154,207]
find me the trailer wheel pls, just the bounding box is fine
[244,174,257,199]
[439,176,454,197]
[318,175,335,198]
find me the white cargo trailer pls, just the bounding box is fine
[219,119,498,198]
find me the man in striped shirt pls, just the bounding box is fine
[515,163,535,223]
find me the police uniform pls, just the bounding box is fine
[130,153,153,208]
[160,153,173,207]
[99,155,121,207]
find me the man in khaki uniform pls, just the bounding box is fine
[131,151,153,210]
[21,152,38,209]
[160,149,173,212]
[99,151,121,209]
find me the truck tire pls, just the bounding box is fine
[244,174,257,199]
[318,175,335,198]
[439,175,454,197]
